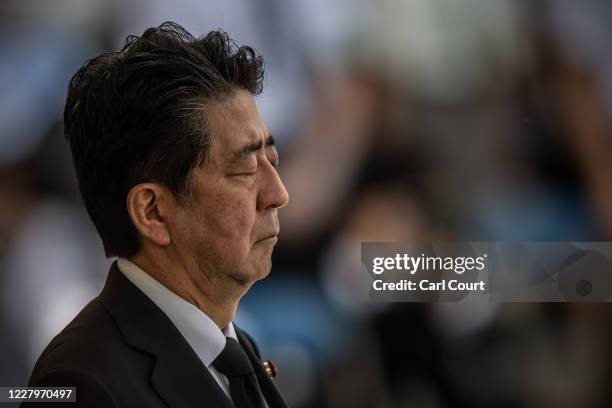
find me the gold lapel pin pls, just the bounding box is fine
[263,360,277,378]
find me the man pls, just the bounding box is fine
[22,22,290,408]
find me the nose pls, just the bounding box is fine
[258,161,289,211]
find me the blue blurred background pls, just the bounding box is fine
[2,0,612,407]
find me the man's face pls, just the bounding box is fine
[168,89,289,288]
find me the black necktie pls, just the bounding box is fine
[213,337,267,408]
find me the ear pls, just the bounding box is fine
[126,183,172,246]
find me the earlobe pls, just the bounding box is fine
[126,184,172,246]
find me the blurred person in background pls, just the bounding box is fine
[0,0,112,390]
[5,0,612,407]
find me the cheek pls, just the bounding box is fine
[200,193,257,248]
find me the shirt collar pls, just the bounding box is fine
[116,258,237,366]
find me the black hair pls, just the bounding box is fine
[64,22,264,258]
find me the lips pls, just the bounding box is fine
[255,232,279,244]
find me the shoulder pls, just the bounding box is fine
[22,368,118,408]
[28,296,125,386]
[24,297,125,407]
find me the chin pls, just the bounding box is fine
[232,260,272,287]
[251,261,273,282]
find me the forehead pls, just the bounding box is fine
[206,89,269,157]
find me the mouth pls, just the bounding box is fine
[255,232,279,244]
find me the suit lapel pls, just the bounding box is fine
[235,327,289,408]
[100,262,233,408]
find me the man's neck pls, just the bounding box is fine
[129,251,240,330]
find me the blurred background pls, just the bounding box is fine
[2,0,612,407]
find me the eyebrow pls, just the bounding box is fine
[230,134,276,163]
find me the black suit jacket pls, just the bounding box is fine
[22,262,289,408]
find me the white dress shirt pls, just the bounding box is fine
[116,258,237,398]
